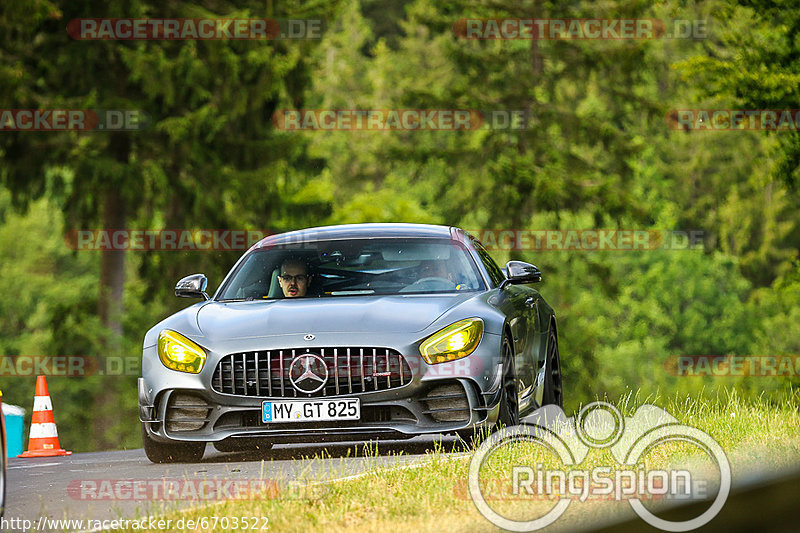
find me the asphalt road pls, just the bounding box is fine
[6,436,466,532]
[13,435,795,533]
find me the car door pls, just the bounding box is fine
[502,283,539,411]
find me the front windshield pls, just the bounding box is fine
[217,238,485,300]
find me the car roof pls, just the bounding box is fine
[253,223,460,248]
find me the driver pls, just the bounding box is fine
[278,258,313,298]
[419,260,450,280]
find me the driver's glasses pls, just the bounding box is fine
[279,274,308,284]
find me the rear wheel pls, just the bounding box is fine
[141,423,205,463]
[542,325,563,407]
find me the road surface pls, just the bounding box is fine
[6,436,465,532]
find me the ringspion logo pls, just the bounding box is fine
[468,402,730,531]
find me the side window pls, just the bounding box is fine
[471,239,505,287]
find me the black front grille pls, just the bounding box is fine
[212,347,413,398]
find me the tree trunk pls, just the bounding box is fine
[97,188,126,337]
[506,0,544,263]
[94,133,129,450]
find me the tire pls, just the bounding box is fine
[141,423,205,463]
[213,438,273,454]
[542,324,563,408]
[457,335,519,448]
[497,335,520,427]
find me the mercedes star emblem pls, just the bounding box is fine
[288,353,328,394]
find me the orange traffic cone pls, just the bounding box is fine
[18,375,72,457]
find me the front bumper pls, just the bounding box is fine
[140,377,501,444]
[140,332,505,444]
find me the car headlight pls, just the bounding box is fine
[158,330,207,373]
[420,318,483,364]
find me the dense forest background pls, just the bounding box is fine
[1,0,798,452]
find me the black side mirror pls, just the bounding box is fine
[175,273,209,300]
[500,261,542,289]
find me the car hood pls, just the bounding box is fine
[195,294,476,341]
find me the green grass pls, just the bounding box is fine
[115,390,800,533]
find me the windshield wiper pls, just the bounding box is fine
[328,290,376,295]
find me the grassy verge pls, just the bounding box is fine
[116,390,800,532]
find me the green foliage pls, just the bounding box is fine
[0,191,106,451]
[750,261,800,361]
[0,0,798,451]
[674,0,800,188]
[566,250,754,405]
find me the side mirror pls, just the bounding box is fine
[499,261,542,289]
[175,274,209,300]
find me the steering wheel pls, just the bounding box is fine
[400,277,457,292]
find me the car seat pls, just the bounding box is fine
[266,268,282,298]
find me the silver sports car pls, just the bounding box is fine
[139,223,562,462]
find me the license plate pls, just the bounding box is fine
[262,398,360,423]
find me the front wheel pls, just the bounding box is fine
[141,423,205,463]
[496,335,519,427]
[457,335,518,448]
